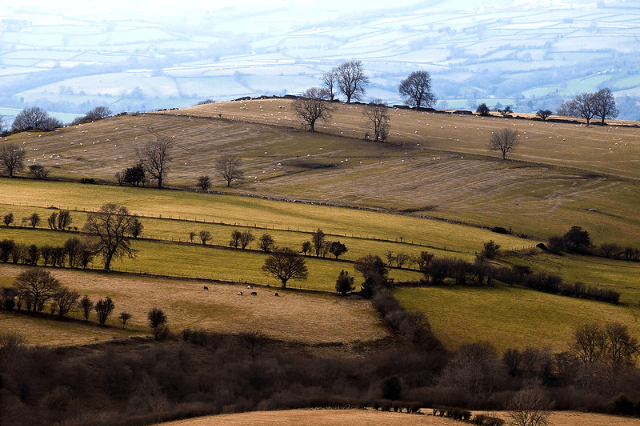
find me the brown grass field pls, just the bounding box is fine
[2,98,639,248]
[155,408,640,426]
[0,263,387,348]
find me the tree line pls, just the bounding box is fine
[2,313,639,426]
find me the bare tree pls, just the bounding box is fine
[262,247,309,288]
[53,288,80,318]
[329,241,348,260]
[239,330,268,361]
[11,107,61,132]
[292,87,332,132]
[137,128,173,188]
[83,203,138,272]
[0,143,26,177]
[58,210,73,230]
[604,322,639,367]
[216,154,243,187]
[572,323,605,363]
[335,60,369,103]
[3,213,13,227]
[573,92,597,126]
[508,388,552,426]
[322,70,337,101]
[28,164,48,180]
[311,228,326,257]
[398,70,436,109]
[14,268,62,313]
[489,128,518,160]
[363,99,390,141]
[87,105,112,120]
[229,230,242,248]
[593,88,619,124]
[71,106,113,125]
[536,109,552,121]
[258,233,275,253]
[557,93,597,126]
[239,230,254,250]
[199,230,211,245]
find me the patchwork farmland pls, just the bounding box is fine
[1,100,640,425]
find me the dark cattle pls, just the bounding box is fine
[203,286,209,290]
[274,293,279,296]
[251,291,257,296]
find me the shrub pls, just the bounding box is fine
[335,270,355,295]
[80,178,96,184]
[153,324,171,341]
[381,376,402,400]
[491,226,510,234]
[94,296,115,325]
[614,394,634,416]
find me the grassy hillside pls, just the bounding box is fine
[0,263,387,347]
[3,99,639,248]
[395,284,640,354]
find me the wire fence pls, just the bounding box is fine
[0,201,537,255]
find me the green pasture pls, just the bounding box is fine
[0,227,423,291]
[0,178,533,256]
[395,285,640,354]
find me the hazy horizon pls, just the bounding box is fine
[1,0,639,124]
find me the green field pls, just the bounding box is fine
[395,284,640,354]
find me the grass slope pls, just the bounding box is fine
[0,263,387,347]
[395,284,640,354]
[2,99,639,247]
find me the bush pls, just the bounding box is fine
[381,376,402,400]
[80,178,96,184]
[614,394,634,416]
[491,227,510,234]
[153,324,171,341]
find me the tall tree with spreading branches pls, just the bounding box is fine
[398,70,436,109]
[262,248,309,288]
[363,99,390,141]
[292,87,332,132]
[137,128,174,188]
[593,88,619,124]
[216,154,244,187]
[489,128,518,160]
[83,203,139,272]
[0,143,26,178]
[335,60,369,103]
[322,70,337,101]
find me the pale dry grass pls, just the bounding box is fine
[0,264,387,347]
[155,408,640,426]
[3,99,640,245]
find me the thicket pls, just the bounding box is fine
[547,225,640,262]
[0,237,94,270]
[418,255,620,305]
